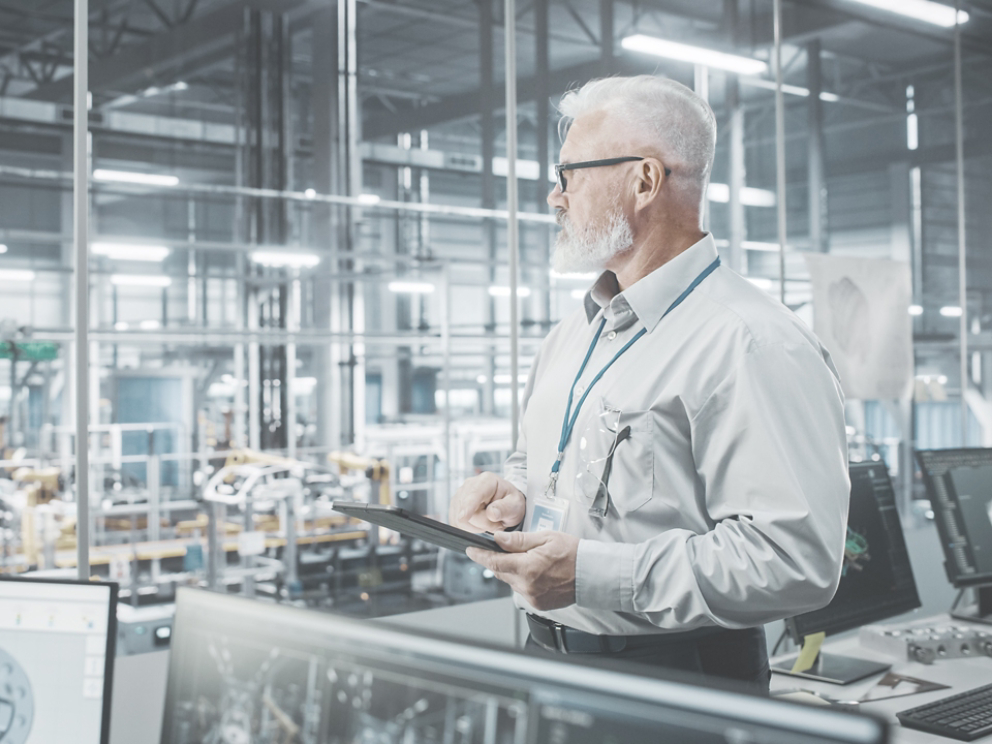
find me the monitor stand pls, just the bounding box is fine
[771,653,891,685]
[950,586,992,626]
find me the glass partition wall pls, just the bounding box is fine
[0,0,988,613]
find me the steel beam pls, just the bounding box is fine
[481,0,496,417]
[807,39,827,253]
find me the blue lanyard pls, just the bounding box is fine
[550,257,721,481]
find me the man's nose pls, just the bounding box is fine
[547,183,565,210]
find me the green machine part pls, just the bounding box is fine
[0,342,59,361]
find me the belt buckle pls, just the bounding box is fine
[552,622,569,654]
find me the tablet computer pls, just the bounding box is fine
[331,501,507,553]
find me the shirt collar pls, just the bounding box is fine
[583,234,719,332]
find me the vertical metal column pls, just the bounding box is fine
[74,0,90,581]
[807,39,826,254]
[505,0,520,449]
[535,0,551,327]
[773,0,787,304]
[726,77,745,273]
[954,1,969,446]
[480,0,496,416]
[600,0,613,70]
[311,7,341,450]
[694,66,709,233]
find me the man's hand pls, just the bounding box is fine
[449,472,526,533]
[466,531,579,611]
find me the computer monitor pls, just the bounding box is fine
[0,577,118,744]
[916,448,992,623]
[162,587,888,744]
[773,462,921,684]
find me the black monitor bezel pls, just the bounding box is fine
[0,576,119,744]
[162,587,888,744]
[916,447,992,589]
[786,462,921,641]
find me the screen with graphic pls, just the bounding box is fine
[789,462,920,639]
[162,588,887,744]
[0,578,117,744]
[917,448,992,586]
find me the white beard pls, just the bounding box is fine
[551,205,634,275]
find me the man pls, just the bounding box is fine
[450,76,849,691]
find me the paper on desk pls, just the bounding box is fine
[791,632,826,674]
[858,672,950,703]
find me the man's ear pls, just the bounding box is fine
[633,159,665,211]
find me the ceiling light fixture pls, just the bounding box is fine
[707,183,777,207]
[488,286,532,298]
[357,194,381,205]
[740,77,841,102]
[111,274,172,287]
[250,250,321,269]
[388,281,435,294]
[92,242,171,262]
[621,35,768,76]
[93,169,180,187]
[909,305,924,316]
[842,0,968,28]
[0,269,35,281]
[940,305,963,317]
[0,244,7,254]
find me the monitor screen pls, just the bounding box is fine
[162,588,887,744]
[789,462,920,639]
[0,577,117,744]
[917,448,992,587]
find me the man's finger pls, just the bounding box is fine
[494,529,552,553]
[485,491,526,528]
[465,547,527,575]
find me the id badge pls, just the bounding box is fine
[528,496,569,532]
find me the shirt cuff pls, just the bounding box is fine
[574,539,635,612]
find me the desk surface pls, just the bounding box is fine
[770,615,992,743]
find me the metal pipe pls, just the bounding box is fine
[773,0,788,304]
[955,1,969,446]
[505,0,520,451]
[73,0,89,581]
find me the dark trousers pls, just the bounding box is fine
[525,626,771,695]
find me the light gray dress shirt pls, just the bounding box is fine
[505,234,850,635]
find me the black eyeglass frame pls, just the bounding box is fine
[553,156,671,194]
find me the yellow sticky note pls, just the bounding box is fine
[791,632,826,674]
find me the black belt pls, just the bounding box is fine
[526,613,725,655]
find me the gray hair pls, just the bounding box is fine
[557,75,717,199]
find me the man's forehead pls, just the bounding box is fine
[560,109,611,160]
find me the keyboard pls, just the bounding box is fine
[897,682,992,741]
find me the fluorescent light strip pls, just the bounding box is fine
[488,286,532,298]
[0,244,7,254]
[111,274,172,287]
[93,169,180,187]
[621,35,767,76]
[389,281,435,294]
[250,250,321,268]
[0,269,35,281]
[843,0,967,28]
[707,183,777,207]
[740,77,840,102]
[940,305,963,317]
[909,304,924,316]
[92,243,170,262]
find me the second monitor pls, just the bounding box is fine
[773,461,921,684]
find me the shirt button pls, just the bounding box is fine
[575,384,585,396]
[607,331,617,341]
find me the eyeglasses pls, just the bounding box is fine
[553,156,671,194]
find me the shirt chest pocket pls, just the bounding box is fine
[573,398,655,516]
